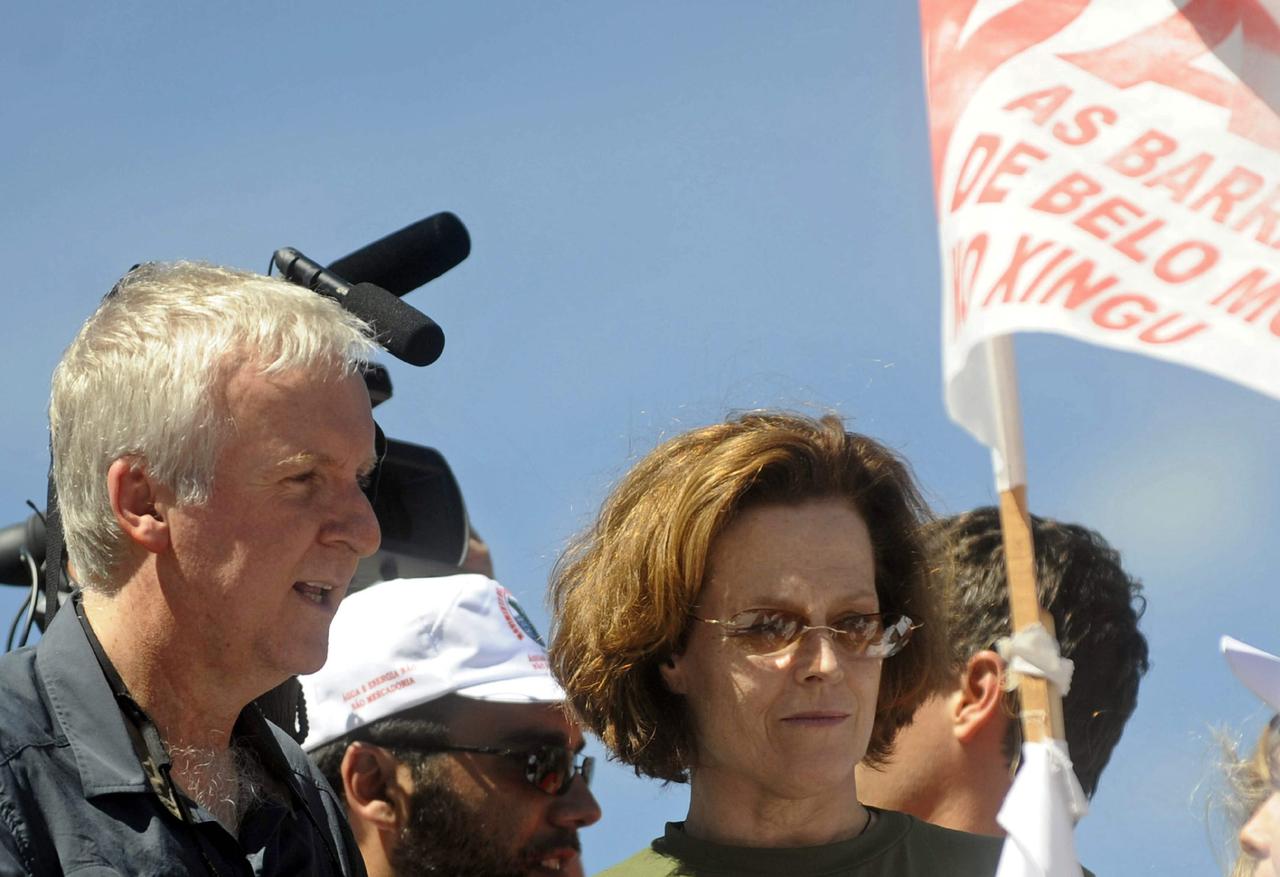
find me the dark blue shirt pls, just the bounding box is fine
[0,606,366,876]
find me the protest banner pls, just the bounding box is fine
[918,2,1280,874]
[924,0,1280,442]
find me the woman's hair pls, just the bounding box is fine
[1222,717,1280,876]
[548,411,947,782]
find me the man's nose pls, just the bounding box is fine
[324,482,382,558]
[549,775,602,829]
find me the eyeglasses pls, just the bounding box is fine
[691,608,918,658]
[423,743,594,796]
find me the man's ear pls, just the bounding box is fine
[342,742,410,833]
[106,458,169,554]
[952,649,1007,744]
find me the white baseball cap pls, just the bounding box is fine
[1221,635,1280,714]
[300,574,564,751]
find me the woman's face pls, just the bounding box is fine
[1241,790,1280,877]
[660,498,885,803]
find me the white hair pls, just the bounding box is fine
[50,261,379,590]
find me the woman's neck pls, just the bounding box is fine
[682,766,872,848]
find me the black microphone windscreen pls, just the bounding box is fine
[327,213,471,298]
[344,282,445,366]
[0,513,45,587]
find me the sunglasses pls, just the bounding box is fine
[422,742,594,796]
[691,608,917,658]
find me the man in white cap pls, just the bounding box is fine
[302,574,601,877]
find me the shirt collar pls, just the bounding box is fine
[35,603,148,797]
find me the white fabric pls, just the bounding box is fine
[996,623,1075,696]
[921,1,1280,450]
[300,574,564,750]
[996,740,1089,877]
[1221,635,1280,714]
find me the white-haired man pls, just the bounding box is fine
[303,574,602,877]
[0,263,382,874]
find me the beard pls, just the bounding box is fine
[389,772,580,877]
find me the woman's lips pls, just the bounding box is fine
[781,711,851,726]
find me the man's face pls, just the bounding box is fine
[854,691,960,817]
[159,367,380,684]
[392,701,601,877]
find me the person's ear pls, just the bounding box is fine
[659,652,688,695]
[953,649,1007,744]
[106,458,169,554]
[342,743,411,832]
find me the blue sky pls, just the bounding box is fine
[3,4,1278,873]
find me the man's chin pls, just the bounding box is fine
[393,779,529,877]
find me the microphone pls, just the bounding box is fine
[327,212,471,298]
[272,248,445,367]
[0,514,45,587]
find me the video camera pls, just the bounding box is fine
[0,212,475,650]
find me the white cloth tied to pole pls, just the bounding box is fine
[996,739,1089,877]
[995,623,1074,696]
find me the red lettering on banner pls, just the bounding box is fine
[983,235,1055,306]
[1038,259,1117,309]
[1210,268,1280,327]
[1153,241,1219,283]
[1059,0,1280,151]
[919,0,1091,202]
[975,241,1080,308]
[1233,186,1280,247]
[1106,130,1178,177]
[1086,288,1210,344]
[965,235,1211,347]
[952,135,1050,211]
[1092,293,1155,330]
[950,233,989,334]
[1019,248,1076,302]
[1031,171,1101,214]
[1189,166,1267,222]
[1004,85,1072,125]
[1052,104,1118,147]
[1137,312,1208,344]
[1029,171,1222,283]
[1144,153,1213,203]
[951,134,1002,212]
[1099,138,1280,247]
[1074,197,1144,240]
[1114,219,1166,263]
[1001,84,1118,147]
[978,141,1049,204]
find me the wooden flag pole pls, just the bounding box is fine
[997,484,1066,743]
[983,337,1066,744]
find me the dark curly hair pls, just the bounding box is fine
[926,507,1149,798]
